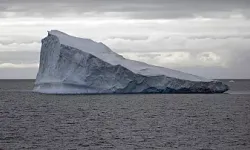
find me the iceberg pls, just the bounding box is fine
[34,30,229,94]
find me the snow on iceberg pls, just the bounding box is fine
[34,30,229,94]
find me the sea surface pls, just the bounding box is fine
[0,79,250,150]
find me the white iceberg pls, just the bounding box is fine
[34,30,229,94]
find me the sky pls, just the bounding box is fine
[0,0,250,79]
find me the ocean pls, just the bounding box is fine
[0,80,250,149]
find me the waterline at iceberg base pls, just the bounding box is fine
[33,30,229,94]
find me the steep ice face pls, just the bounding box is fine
[34,30,229,94]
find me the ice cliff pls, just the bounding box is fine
[34,30,229,94]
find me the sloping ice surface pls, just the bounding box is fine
[48,30,210,82]
[33,30,229,94]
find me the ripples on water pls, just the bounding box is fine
[0,79,250,149]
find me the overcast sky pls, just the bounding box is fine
[0,0,250,79]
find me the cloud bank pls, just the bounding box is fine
[1,0,250,19]
[0,0,249,78]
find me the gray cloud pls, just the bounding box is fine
[177,66,250,79]
[1,0,250,19]
[103,34,250,42]
[188,35,250,40]
[0,41,39,45]
[0,68,38,79]
[0,51,39,64]
[107,36,149,41]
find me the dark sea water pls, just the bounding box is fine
[0,80,250,150]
